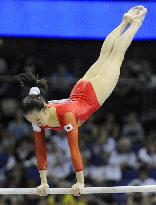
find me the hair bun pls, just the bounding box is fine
[16,72,48,96]
[29,87,40,95]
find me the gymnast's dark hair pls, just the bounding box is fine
[16,73,48,115]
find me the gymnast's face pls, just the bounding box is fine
[25,105,50,126]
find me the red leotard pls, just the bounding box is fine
[33,80,101,172]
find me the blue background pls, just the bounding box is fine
[0,1,155,40]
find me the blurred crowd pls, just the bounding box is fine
[0,39,156,204]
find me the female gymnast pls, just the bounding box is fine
[16,6,147,197]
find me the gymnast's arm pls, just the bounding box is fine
[62,112,84,185]
[33,128,49,195]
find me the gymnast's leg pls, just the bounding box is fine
[82,6,141,81]
[82,17,130,81]
[89,6,147,105]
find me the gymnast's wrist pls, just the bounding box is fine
[39,170,48,184]
[76,170,84,184]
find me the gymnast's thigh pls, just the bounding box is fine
[89,60,122,105]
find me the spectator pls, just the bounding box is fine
[103,113,120,140]
[128,166,156,187]
[7,110,31,140]
[109,138,138,170]
[47,143,72,185]
[138,139,156,168]
[122,112,144,143]
[51,131,71,160]
[50,63,74,97]
[98,126,116,153]
[86,150,122,183]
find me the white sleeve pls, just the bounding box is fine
[32,124,41,132]
[138,148,152,164]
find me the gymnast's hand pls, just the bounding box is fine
[72,182,85,196]
[36,183,49,196]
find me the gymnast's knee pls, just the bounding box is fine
[111,42,125,61]
[109,50,125,64]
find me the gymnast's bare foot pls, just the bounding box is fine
[123,6,140,23]
[123,5,147,24]
[131,6,147,24]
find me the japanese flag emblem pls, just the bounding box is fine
[32,124,41,132]
[64,123,74,132]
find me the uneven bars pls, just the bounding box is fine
[1,185,156,195]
